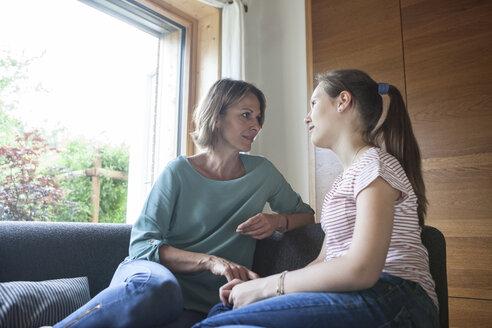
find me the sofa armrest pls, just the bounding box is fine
[252,223,324,277]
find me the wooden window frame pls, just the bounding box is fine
[137,0,221,156]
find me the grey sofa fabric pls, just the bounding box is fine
[0,221,324,327]
[0,222,130,298]
[252,223,324,276]
[0,221,447,328]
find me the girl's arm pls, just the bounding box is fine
[307,234,327,266]
[226,177,399,308]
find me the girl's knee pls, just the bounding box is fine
[207,302,233,318]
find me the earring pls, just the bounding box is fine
[337,105,342,112]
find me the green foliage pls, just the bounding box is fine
[54,142,129,223]
[0,50,31,145]
[0,50,130,224]
[98,146,129,223]
[52,142,92,222]
[0,109,22,145]
[0,131,69,221]
[0,50,31,111]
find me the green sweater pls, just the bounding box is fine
[128,153,314,313]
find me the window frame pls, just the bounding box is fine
[80,0,188,158]
[137,0,221,156]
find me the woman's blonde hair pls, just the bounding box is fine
[191,78,266,151]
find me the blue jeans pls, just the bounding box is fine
[193,274,439,328]
[54,259,183,328]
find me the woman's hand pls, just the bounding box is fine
[220,276,276,309]
[206,256,259,282]
[236,213,286,239]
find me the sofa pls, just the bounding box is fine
[0,221,448,327]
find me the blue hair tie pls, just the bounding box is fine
[378,83,389,95]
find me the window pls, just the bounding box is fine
[0,0,189,223]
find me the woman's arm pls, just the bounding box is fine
[236,212,314,239]
[226,177,399,308]
[159,244,259,282]
[236,160,315,240]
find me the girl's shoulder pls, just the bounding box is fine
[361,147,397,163]
[354,147,414,199]
[356,147,403,175]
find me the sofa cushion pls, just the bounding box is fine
[0,276,90,328]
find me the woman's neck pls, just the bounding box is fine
[189,150,245,181]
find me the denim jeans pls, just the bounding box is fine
[53,259,183,328]
[193,273,439,328]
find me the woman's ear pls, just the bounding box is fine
[337,91,352,112]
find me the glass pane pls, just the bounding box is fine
[0,0,161,223]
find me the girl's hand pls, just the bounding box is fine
[207,256,259,281]
[219,278,245,306]
[225,276,276,309]
[236,213,286,239]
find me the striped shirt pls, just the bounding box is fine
[320,147,438,308]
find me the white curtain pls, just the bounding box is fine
[198,0,245,80]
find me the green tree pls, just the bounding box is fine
[0,131,69,221]
[0,50,31,145]
[54,141,129,223]
[0,51,70,221]
[98,145,129,223]
[0,50,130,223]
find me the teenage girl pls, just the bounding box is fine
[193,69,439,328]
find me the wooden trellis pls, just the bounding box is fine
[56,151,127,222]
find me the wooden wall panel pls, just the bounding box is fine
[312,0,405,90]
[449,298,492,328]
[401,0,492,308]
[311,0,405,216]
[401,0,492,158]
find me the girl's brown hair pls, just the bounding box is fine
[191,78,266,151]
[316,69,427,225]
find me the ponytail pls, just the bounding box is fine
[317,69,427,226]
[372,85,427,226]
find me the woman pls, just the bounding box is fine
[54,79,314,328]
[193,69,439,328]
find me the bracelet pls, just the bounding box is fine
[276,270,288,296]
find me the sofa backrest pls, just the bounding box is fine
[0,221,323,297]
[1,221,447,327]
[0,221,131,297]
[253,223,324,276]
[421,225,448,328]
